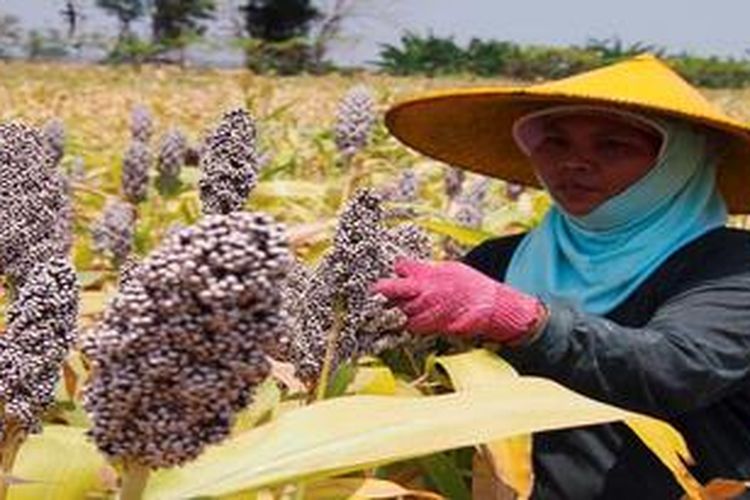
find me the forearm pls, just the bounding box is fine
[501,275,750,418]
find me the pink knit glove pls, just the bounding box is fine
[372,258,546,343]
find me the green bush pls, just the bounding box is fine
[669,55,750,88]
[503,45,601,80]
[243,38,316,75]
[377,31,466,76]
[464,38,518,76]
[375,32,750,88]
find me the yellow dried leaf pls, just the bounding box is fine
[625,416,702,499]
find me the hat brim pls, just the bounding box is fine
[385,87,750,213]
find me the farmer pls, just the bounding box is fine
[375,53,750,499]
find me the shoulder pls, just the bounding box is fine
[461,232,526,281]
[668,227,750,282]
[640,227,750,307]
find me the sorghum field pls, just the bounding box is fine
[0,61,748,499]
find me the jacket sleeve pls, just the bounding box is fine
[501,272,750,419]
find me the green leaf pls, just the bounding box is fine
[8,426,111,500]
[418,453,471,500]
[325,362,357,398]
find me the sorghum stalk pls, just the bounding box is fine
[119,462,150,500]
[314,297,347,402]
[0,421,25,500]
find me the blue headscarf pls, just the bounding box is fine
[504,117,728,315]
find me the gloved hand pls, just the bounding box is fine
[372,258,547,344]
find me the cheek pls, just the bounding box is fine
[529,158,558,187]
[601,156,658,195]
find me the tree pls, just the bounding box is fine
[237,0,320,74]
[0,14,22,59]
[151,0,216,51]
[25,29,69,60]
[239,0,319,42]
[96,0,145,40]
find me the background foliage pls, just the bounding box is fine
[377,34,750,88]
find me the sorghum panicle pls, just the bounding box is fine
[199,109,259,215]
[385,169,420,203]
[506,182,525,201]
[334,86,376,160]
[122,141,151,204]
[157,128,187,180]
[41,118,65,168]
[453,178,490,229]
[443,166,465,201]
[0,257,79,437]
[382,169,421,219]
[442,178,490,259]
[285,189,432,383]
[92,199,135,265]
[130,105,153,144]
[83,212,291,468]
[0,122,70,282]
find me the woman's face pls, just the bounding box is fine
[528,113,663,216]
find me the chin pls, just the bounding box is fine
[556,199,599,217]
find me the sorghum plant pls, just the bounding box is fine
[199,109,260,215]
[284,189,431,384]
[41,118,65,168]
[443,178,490,259]
[386,168,420,202]
[0,257,79,436]
[91,199,135,266]
[121,140,151,204]
[443,166,465,202]
[0,256,78,500]
[130,105,153,144]
[156,128,187,182]
[83,213,291,477]
[334,86,376,163]
[0,122,71,284]
[382,168,421,219]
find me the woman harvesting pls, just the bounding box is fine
[376,54,750,498]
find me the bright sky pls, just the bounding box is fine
[3,0,750,65]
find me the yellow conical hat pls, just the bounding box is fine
[385,53,750,213]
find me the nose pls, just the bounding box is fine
[558,150,597,171]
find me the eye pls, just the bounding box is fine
[596,137,636,158]
[535,134,568,154]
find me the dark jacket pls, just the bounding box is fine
[462,226,750,500]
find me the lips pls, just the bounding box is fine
[555,182,598,196]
